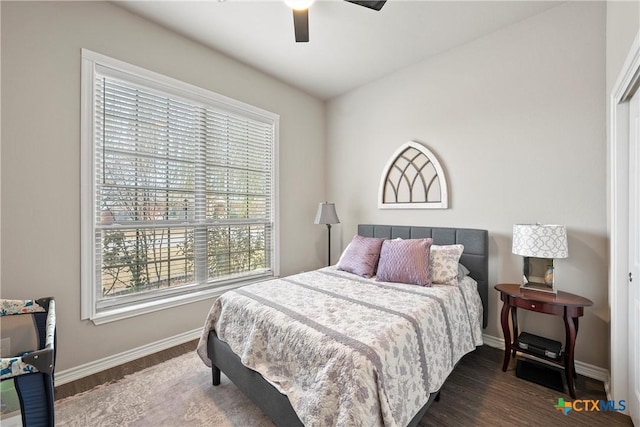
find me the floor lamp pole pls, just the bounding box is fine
[326,223,332,266]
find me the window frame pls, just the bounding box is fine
[81,49,279,325]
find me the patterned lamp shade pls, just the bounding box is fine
[512,224,568,258]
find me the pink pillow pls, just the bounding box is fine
[376,238,433,286]
[337,235,385,277]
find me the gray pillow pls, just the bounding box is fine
[457,263,470,281]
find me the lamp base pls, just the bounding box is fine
[326,223,332,267]
[520,281,557,294]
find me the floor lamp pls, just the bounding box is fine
[314,202,340,266]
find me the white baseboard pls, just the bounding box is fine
[481,333,504,350]
[55,327,203,386]
[481,333,611,385]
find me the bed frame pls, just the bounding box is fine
[207,224,489,427]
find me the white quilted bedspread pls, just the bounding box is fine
[197,266,483,427]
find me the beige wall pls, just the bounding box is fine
[0,1,326,371]
[606,0,640,93]
[327,2,608,368]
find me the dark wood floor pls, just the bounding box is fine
[54,339,198,400]
[56,342,633,426]
[419,345,632,426]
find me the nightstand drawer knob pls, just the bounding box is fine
[531,304,536,308]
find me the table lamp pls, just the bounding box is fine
[512,224,568,293]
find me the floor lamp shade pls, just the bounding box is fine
[315,202,339,266]
[314,202,340,225]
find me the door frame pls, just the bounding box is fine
[609,30,640,409]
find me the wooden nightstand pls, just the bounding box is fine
[494,283,593,398]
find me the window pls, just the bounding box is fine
[81,50,279,324]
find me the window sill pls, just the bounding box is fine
[89,277,271,325]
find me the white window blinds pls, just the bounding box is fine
[82,50,278,322]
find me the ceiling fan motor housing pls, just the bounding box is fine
[291,0,387,43]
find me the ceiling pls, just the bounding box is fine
[117,0,562,100]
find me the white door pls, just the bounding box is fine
[629,90,640,425]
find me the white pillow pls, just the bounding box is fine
[430,244,464,285]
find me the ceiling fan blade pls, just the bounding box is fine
[293,9,309,43]
[344,0,387,11]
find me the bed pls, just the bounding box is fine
[197,224,488,426]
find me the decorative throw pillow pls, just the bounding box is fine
[337,235,385,278]
[430,244,465,285]
[336,242,351,266]
[376,238,433,286]
[457,263,471,281]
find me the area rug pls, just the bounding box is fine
[55,351,275,427]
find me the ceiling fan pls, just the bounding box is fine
[289,0,387,43]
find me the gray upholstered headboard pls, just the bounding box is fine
[358,224,489,329]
